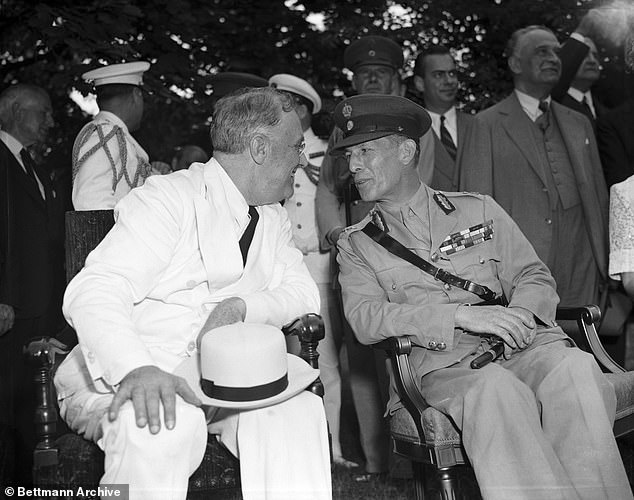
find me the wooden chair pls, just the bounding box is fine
[27,210,325,498]
[375,305,634,500]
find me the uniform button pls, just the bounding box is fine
[430,253,439,262]
[296,202,302,207]
[297,224,302,229]
[103,370,111,380]
[391,283,397,291]
[443,283,451,291]
[437,342,447,351]
[428,340,437,349]
[186,280,196,287]
[352,201,359,206]
[295,183,300,188]
[545,218,552,225]
[87,352,95,363]
[542,187,548,192]
[479,258,485,264]
[187,341,196,352]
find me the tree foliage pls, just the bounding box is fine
[1,0,630,164]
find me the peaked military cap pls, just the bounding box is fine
[82,61,150,87]
[269,73,322,114]
[344,35,404,71]
[210,72,269,100]
[331,94,431,152]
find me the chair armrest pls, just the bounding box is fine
[556,305,626,374]
[24,337,70,469]
[373,336,429,439]
[282,313,325,397]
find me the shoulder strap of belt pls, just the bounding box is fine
[361,222,497,302]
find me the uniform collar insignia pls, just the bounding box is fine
[370,209,388,232]
[433,192,455,215]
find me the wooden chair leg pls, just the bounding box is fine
[412,461,426,500]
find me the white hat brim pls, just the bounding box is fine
[174,353,319,410]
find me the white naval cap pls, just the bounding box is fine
[82,61,150,87]
[268,73,321,114]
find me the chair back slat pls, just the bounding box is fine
[64,210,114,284]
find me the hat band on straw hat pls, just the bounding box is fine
[201,373,289,402]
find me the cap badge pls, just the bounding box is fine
[342,103,352,118]
[346,120,354,131]
[369,50,376,57]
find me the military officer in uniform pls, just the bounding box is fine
[72,62,153,210]
[334,94,632,499]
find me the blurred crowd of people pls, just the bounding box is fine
[1,6,634,495]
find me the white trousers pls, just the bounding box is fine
[56,351,332,500]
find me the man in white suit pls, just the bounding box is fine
[54,87,332,500]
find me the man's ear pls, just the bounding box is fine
[414,75,425,93]
[250,134,268,165]
[295,104,309,121]
[508,55,521,76]
[351,74,359,92]
[399,138,417,165]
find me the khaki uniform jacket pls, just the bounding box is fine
[337,186,566,411]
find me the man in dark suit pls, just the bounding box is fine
[460,26,609,309]
[413,45,474,190]
[552,35,606,129]
[598,98,634,187]
[0,83,66,483]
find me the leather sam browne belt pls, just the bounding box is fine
[362,222,505,304]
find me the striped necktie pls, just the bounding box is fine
[440,115,457,161]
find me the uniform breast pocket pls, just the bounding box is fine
[374,266,429,304]
[446,244,501,287]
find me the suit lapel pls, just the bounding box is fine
[1,143,46,209]
[500,95,549,187]
[552,103,589,186]
[432,131,456,190]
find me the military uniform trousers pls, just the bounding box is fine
[421,333,631,500]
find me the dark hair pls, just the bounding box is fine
[95,84,137,105]
[414,45,452,76]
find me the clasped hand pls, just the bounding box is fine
[455,304,537,355]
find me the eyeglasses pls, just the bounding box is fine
[292,140,306,157]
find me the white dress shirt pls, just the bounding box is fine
[515,89,552,122]
[428,106,458,146]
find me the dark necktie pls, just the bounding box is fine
[581,95,595,120]
[535,100,550,132]
[20,148,38,184]
[20,148,45,199]
[239,206,259,266]
[439,115,457,161]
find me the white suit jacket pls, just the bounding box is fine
[60,159,319,394]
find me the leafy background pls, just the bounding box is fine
[1,0,632,166]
